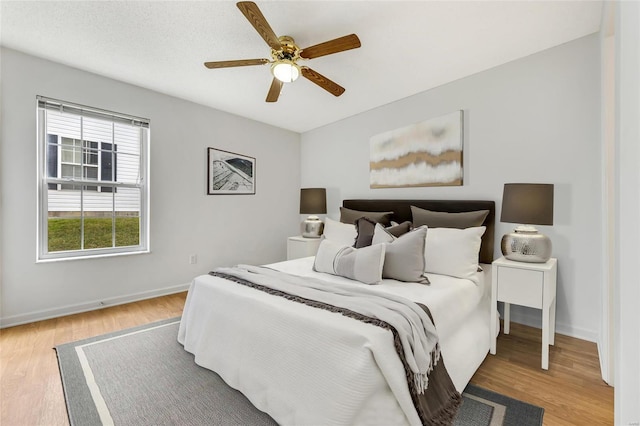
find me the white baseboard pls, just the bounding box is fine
[0,283,190,329]
[507,309,598,343]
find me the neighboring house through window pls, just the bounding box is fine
[37,96,150,260]
[47,135,116,192]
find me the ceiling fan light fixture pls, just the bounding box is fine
[272,60,300,83]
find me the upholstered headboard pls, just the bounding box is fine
[342,199,496,264]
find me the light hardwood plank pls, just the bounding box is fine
[1,295,613,425]
[0,292,187,426]
[471,321,614,425]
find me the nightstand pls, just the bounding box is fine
[287,236,322,260]
[490,256,558,370]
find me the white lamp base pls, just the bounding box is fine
[501,227,552,263]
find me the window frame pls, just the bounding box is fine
[36,96,150,262]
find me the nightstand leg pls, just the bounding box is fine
[503,302,511,335]
[490,298,497,354]
[490,271,498,355]
[550,297,556,346]
[542,305,550,370]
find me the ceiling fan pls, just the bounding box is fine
[204,1,361,102]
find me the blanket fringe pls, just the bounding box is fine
[415,373,429,395]
[415,343,442,394]
[427,391,463,426]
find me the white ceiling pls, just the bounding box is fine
[1,1,602,133]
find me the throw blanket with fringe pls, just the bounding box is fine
[211,265,461,425]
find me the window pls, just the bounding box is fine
[37,96,150,261]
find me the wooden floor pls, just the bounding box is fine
[471,321,613,425]
[0,293,613,425]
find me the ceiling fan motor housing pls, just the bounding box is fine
[272,36,301,61]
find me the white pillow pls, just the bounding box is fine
[313,239,385,285]
[423,226,486,279]
[322,217,357,247]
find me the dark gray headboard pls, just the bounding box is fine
[342,199,496,264]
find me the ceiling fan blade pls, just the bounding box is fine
[301,67,345,97]
[236,2,282,51]
[300,34,361,59]
[204,59,269,69]
[266,78,283,102]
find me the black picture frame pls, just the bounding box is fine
[207,147,256,195]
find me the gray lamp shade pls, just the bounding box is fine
[300,188,327,215]
[500,183,554,226]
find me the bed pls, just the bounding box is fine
[178,199,496,425]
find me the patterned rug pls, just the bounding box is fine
[55,318,543,425]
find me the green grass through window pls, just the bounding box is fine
[48,217,140,252]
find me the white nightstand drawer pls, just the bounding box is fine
[287,236,322,260]
[496,266,543,308]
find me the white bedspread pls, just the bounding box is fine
[178,258,489,426]
[271,257,485,342]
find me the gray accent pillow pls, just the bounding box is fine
[372,223,396,245]
[372,224,429,284]
[313,239,385,285]
[354,217,377,248]
[340,207,393,226]
[386,221,412,237]
[355,219,412,249]
[410,206,489,229]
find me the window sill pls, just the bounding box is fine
[36,248,151,263]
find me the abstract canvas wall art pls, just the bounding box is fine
[370,111,463,188]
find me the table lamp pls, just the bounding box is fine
[500,183,554,263]
[300,188,326,238]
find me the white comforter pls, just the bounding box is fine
[178,257,488,426]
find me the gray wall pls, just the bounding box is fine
[0,48,301,326]
[300,34,602,341]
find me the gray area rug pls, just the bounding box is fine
[55,318,543,426]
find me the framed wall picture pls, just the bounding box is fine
[207,147,256,195]
[369,110,464,188]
